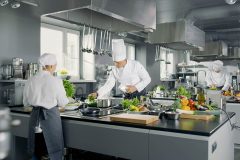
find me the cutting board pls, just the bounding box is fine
[180,114,215,121]
[109,113,159,124]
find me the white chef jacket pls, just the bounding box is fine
[23,70,69,109]
[205,70,231,91]
[97,60,151,98]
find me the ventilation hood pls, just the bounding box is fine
[148,20,205,50]
[40,0,156,32]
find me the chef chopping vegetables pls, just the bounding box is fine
[205,60,231,91]
[90,39,151,99]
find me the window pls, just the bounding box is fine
[159,47,175,79]
[41,24,80,79]
[125,43,135,60]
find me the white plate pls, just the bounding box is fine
[64,106,79,111]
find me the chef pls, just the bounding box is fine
[90,39,151,99]
[205,60,231,91]
[23,53,69,160]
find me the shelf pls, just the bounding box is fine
[70,80,96,83]
[0,79,27,83]
[177,65,207,68]
[160,78,177,82]
[191,56,240,62]
[0,79,96,83]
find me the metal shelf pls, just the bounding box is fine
[191,56,240,62]
[177,65,207,68]
[0,79,27,83]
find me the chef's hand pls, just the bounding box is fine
[88,92,98,99]
[126,85,137,93]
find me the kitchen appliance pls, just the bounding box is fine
[192,41,228,57]
[80,107,123,117]
[1,80,26,106]
[1,65,12,80]
[0,107,10,160]
[148,20,205,50]
[12,58,23,79]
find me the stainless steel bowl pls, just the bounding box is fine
[164,111,179,120]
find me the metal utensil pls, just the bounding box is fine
[99,30,103,55]
[81,25,86,52]
[100,30,107,55]
[93,29,98,55]
[103,30,109,55]
[106,31,112,57]
[86,26,92,53]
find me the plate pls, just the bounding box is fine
[64,106,79,111]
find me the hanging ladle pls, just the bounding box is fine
[93,29,98,55]
[100,30,107,56]
[81,25,86,52]
[86,26,93,53]
[106,31,112,57]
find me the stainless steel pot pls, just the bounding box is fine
[97,99,111,108]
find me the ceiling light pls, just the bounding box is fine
[11,1,20,8]
[225,0,238,5]
[0,0,9,6]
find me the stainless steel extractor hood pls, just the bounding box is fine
[148,20,205,50]
[192,41,228,57]
[40,0,156,32]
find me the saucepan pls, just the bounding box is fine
[97,99,111,108]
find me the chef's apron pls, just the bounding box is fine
[28,106,64,160]
[123,89,146,99]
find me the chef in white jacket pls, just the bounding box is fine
[23,53,69,160]
[90,39,151,99]
[205,60,231,91]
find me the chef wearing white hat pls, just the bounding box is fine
[90,39,151,99]
[205,60,231,91]
[23,53,69,160]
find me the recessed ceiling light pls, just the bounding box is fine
[225,0,238,5]
[0,0,9,6]
[11,1,20,8]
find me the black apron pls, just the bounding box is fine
[28,106,64,160]
[123,89,146,99]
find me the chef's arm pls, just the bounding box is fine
[135,62,151,92]
[205,71,213,87]
[97,72,116,97]
[222,73,231,91]
[57,80,69,107]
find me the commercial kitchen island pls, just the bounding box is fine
[9,106,235,160]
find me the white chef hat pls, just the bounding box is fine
[212,60,223,72]
[112,39,126,62]
[39,53,57,67]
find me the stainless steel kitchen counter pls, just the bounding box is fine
[9,105,235,160]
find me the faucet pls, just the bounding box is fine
[196,70,207,86]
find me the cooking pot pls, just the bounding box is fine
[97,99,111,108]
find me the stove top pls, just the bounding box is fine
[80,107,123,117]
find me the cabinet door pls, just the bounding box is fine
[226,103,240,144]
[149,130,208,160]
[62,119,149,160]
